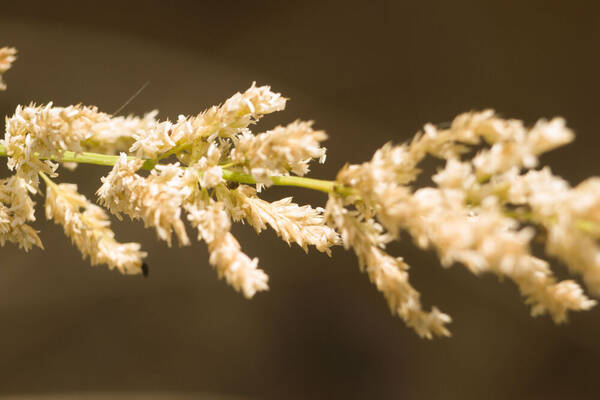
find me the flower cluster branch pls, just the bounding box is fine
[1,47,599,338]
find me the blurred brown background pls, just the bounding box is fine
[1,0,599,399]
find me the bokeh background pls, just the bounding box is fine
[1,1,600,399]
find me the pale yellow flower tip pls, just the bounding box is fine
[0,47,17,91]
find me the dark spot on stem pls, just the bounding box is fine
[141,263,149,278]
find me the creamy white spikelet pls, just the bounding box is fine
[331,110,594,330]
[508,168,600,296]
[185,199,269,298]
[128,83,286,160]
[527,117,574,154]
[537,281,598,322]
[404,111,574,179]
[198,165,223,189]
[45,181,146,274]
[86,110,160,155]
[96,154,145,215]
[185,82,286,140]
[97,154,194,246]
[431,158,478,191]
[339,111,574,211]
[0,47,16,90]
[336,145,415,237]
[129,119,174,159]
[190,142,223,189]
[0,176,42,251]
[326,196,451,339]
[224,185,339,254]
[398,187,595,322]
[3,103,110,187]
[231,120,327,183]
[338,143,420,195]
[351,110,507,189]
[446,109,522,143]
[472,117,574,177]
[130,113,198,160]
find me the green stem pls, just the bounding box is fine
[0,143,352,195]
[221,169,353,195]
[38,170,55,188]
[0,143,156,170]
[158,142,191,160]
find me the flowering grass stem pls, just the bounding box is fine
[4,65,596,338]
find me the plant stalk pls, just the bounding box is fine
[0,143,351,195]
